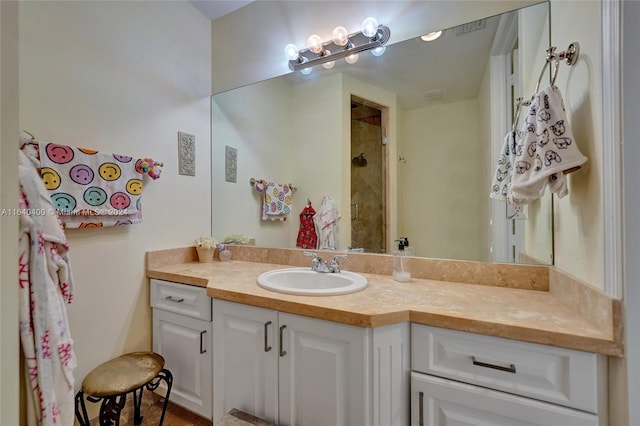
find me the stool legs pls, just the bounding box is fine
[74,390,126,426]
[75,391,90,426]
[132,387,144,425]
[96,393,126,426]
[145,368,173,426]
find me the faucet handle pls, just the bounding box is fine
[303,251,320,259]
[330,254,348,273]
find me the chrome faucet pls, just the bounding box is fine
[304,252,348,273]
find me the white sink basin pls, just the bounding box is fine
[257,267,368,296]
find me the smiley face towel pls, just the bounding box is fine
[38,141,144,228]
[253,179,293,221]
[510,85,587,204]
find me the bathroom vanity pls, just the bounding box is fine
[146,247,620,425]
[150,279,213,419]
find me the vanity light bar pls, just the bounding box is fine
[288,24,391,72]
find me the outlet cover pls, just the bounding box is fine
[225,146,237,183]
[178,131,195,176]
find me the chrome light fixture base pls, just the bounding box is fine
[289,25,391,72]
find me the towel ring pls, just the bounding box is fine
[532,42,580,97]
[512,97,532,132]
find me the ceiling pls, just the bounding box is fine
[189,0,253,21]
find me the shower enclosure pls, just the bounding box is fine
[350,98,386,253]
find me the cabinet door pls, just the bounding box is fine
[278,312,369,426]
[411,372,599,426]
[152,309,212,419]
[212,299,278,424]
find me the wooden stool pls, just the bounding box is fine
[74,352,173,426]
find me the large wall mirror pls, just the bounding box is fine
[212,1,552,265]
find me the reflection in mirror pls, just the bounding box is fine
[211,1,552,265]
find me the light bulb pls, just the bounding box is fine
[371,46,386,57]
[420,31,442,42]
[362,17,379,38]
[307,34,323,54]
[332,26,349,46]
[299,57,312,75]
[284,43,299,60]
[345,53,359,64]
[321,49,335,69]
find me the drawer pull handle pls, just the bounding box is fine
[471,356,516,374]
[200,330,207,354]
[279,325,287,357]
[418,391,424,426]
[164,296,184,303]
[264,321,272,352]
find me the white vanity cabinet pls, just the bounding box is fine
[212,298,410,426]
[410,324,607,426]
[150,279,212,420]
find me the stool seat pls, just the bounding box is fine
[82,352,165,397]
[75,351,172,426]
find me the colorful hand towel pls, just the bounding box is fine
[254,180,293,221]
[38,142,144,228]
[510,85,587,204]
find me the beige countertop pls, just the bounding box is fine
[147,257,622,356]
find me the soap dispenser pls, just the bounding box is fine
[392,239,411,282]
[400,237,415,257]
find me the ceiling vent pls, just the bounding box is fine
[423,89,447,101]
[455,19,486,36]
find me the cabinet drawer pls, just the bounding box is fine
[151,279,211,321]
[411,372,599,426]
[411,324,600,413]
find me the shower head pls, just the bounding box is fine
[352,153,367,167]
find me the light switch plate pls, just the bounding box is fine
[225,146,237,183]
[508,204,528,220]
[178,131,195,176]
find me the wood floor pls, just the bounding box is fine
[87,390,211,426]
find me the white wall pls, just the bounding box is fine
[400,99,485,260]
[478,55,492,260]
[212,76,296,247]
[549,1,603,287]
[519,3,554,264]
[0,1,20,423]
[18,0,212,391]
[291,74,344,247]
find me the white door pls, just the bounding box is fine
[152,309,212,419]
[278,312,369,426]
[212,299,278,424]
[410,372,599,426]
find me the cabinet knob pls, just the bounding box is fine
[164,295,184,303]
